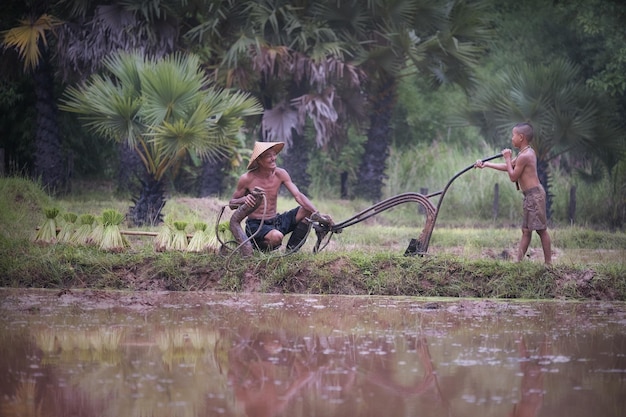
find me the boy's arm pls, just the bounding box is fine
[504,151,528,183]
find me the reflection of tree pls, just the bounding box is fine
[509,336,550,417]
[0,379,42,417]
[227,331,320,417]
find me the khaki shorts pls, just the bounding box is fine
[522,186,547,230]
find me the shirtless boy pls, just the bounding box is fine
[229,141,332,251]
[475,123,552,264]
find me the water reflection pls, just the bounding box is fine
[0,290,624,417]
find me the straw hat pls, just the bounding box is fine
[247,141,285,170]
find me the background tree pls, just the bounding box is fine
[322,0,492,201]
[1,5,67,193]
[60,51,263,225]
[194,0,365,195]
[461,59,623,218]
[459,0,625,225]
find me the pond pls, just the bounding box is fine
[0,289,624,417]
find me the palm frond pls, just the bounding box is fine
[1,14,62,71]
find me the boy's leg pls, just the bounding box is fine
[536,229,552,264]
[518,229,532,261]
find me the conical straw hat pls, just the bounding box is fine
[247,141,285,170]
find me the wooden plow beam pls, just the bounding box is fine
[314,154,503,256]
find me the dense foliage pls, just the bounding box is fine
[1,0,624,227]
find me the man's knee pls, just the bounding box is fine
[264,230,284,249]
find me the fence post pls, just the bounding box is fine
[569,185,576,224]
[492,183,499,219]
[340,171,348,199]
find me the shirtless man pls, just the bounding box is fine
[475,123,552,264]
[229,141,332,251]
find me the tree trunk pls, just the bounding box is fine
[281,130,311,195]
[354,76,396,202]
[116,143,142,195]
[32,50,67,194]
[127,174,166,226]
[198,157,228,197]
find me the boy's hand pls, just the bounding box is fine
[502,148,512,159]
[474,160,484,169]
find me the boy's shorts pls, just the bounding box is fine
[522,186,548,230]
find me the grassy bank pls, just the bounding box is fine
[1,177,625,300]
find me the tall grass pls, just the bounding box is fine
[382,142,623,228]
[0,177,52,240]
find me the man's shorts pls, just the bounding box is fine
[245,207,300,248]
[522,186,548,230]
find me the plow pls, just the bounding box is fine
[221,154,503,257]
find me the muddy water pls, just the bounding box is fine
[0,289,624,417]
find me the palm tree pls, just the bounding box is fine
[322,0,492,201]
[1,12,67,193]
[60,51,263,226]
[461,58,624,218]
[198,0,364,194]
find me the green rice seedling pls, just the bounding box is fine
[154,223,173,252]
[169,221,189,251]
[89,217,105,247]
[57,212,78,243]
[217,221,234,244]
[71,214,96,245]
[34,207,60,243]
[98,209,129,252]
[187,222,214,252]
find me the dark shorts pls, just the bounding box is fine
[245,207,300,247]
[522,186,548,231]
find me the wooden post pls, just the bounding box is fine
[492,183,499,219]
[340,171,348,199]
[569,185,576,224]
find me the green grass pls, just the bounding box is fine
[1,176,624,300]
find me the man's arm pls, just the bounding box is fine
[229,174,256,209]
[278,169,318,214]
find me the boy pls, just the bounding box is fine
[475,123,552,264]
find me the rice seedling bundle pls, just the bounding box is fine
[217,221,234,244]
[89,219,105,247]
[187,222,215,252]
[98,209,129,252]
[169,221,189,251]
[57,212,78,243]
[34,207,60,243]
[154,223,173,252]
[71,214,96,245]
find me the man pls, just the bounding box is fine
[474,123,552,264]
[229,141,333,252]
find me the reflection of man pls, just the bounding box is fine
[227,332,317,417]
[509,336,549,417]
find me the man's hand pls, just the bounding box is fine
[310,212,334,227]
